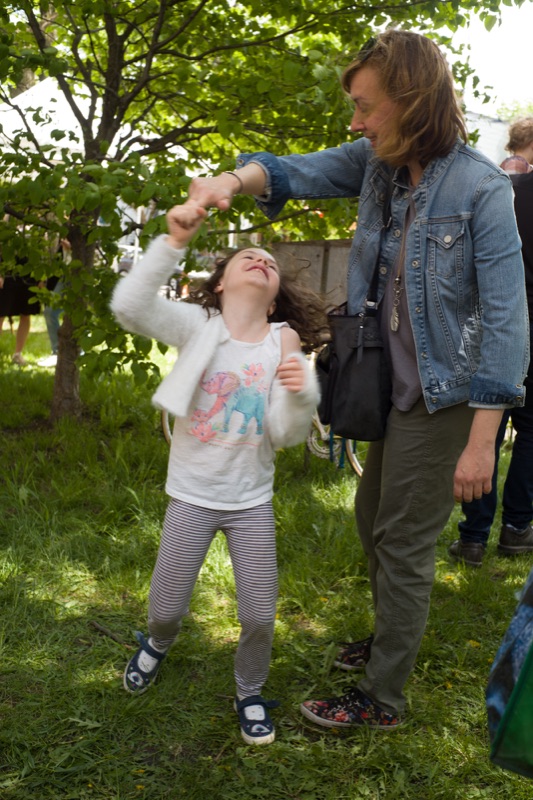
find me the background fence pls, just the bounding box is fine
[271,239,351,308]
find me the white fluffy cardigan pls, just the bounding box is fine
[111,235,319,449]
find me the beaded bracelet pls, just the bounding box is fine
[222,171,244,193]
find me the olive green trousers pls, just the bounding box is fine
[355,398,475,715]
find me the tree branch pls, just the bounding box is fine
[0,92,56,168]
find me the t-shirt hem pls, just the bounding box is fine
[165,486,274,511]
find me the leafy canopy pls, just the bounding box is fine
[0,0,522,410]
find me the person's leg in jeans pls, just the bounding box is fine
[501,405,533,531]
[498,331,533,553]
[39,280,63,367]
[44,304,61,355]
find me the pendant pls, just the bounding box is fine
[390,275,402,332]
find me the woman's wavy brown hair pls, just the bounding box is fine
[187,247,329,353]
[341,29,468,168]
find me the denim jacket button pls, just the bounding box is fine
[394,228,402,238]
[379,266,387,275]
[431,397,437,403]
[412,260,419,267]
[444,234,452,243]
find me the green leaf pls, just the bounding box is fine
[131,362,149,385]
[483,15,498,31]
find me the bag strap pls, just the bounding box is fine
[365,171,394,314]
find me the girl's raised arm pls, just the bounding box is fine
[166,202,207,249]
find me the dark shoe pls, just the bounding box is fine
[123,631,167,694]
[498,524,533,555]
[300,687,402,730]
[334,635,373,671]
[234,695,279,745]
[448,539,485,568]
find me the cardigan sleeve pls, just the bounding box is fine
[110,234,206,347]
[267,352,319,449]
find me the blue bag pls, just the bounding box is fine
[486,565,533,778]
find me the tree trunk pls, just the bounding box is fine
[50,313,82,421]
[49,218,97,421]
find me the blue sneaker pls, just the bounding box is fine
[123,631,167,694]
[234,695,279,745]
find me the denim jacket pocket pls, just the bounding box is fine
[426,220,466,278]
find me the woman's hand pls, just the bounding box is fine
[453,408,502,503]
[453,442,495,503]
[188,164,267,210]
[188,175,237,211]
[166,201,207,249]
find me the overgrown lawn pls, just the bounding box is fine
[0,322,531,798]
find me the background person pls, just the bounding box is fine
[449,169,533,567]
[499,117,533,174]
[187,29,529,730]
[0,263,40,366]
[38,239,70,368]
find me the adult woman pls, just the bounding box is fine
[500,117,533,174]
[187,30,529,729]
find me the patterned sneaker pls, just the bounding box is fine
[300,687,402,729]
[234,695,279,745]
[123,631,167,694]
[334,635,373,671]
[498,524,533,555]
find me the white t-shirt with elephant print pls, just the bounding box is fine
[166,322,288,510]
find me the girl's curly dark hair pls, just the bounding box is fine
[187,246,329,353]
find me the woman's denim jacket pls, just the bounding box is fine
[237,139,529,412]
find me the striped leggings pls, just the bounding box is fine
[148,497,278,697]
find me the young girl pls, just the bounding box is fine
[111,201,325,745]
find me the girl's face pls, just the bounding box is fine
[348,65,398,150]
[215,248,280,306]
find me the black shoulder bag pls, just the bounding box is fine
[316,175,393,441]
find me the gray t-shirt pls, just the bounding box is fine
[379,197,422,412]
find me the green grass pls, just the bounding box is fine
[0,320,532,798]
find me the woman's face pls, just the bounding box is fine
[348,65,398,150]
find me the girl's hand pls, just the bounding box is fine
[166,202,207,249]
[277,357,306,393]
